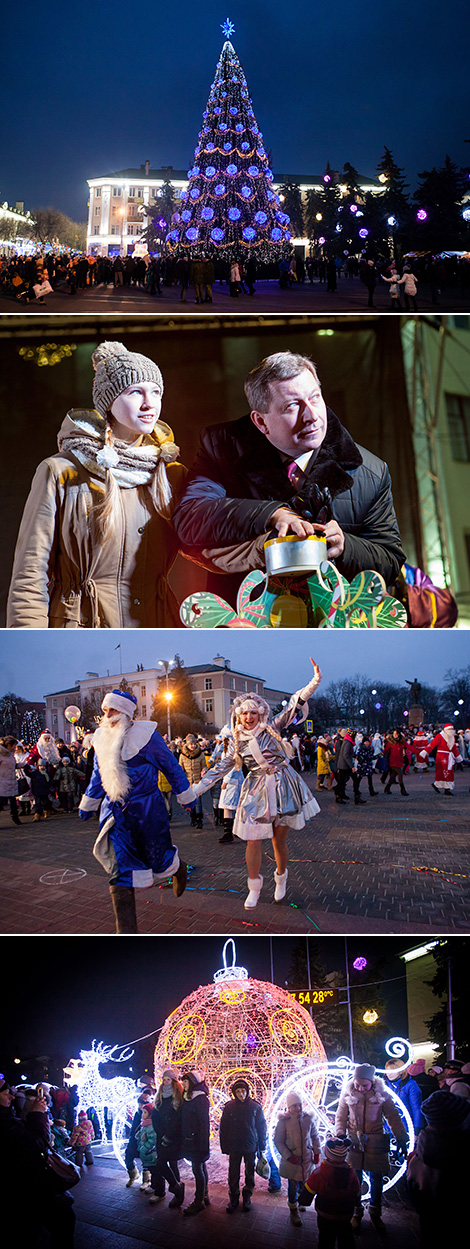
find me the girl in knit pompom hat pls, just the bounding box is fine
[192,658,322,909]
[7,341,187,629]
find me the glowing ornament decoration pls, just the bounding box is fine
[353,957,367,971]
[359,228,369,238]
[463,209,470,221]
[221,18,236,39]
[64,705,80,724]
[153,940,326,1137]
[417,209,427,221]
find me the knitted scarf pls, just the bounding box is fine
[57,409,180,490]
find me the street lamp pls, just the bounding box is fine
[158,659,175,740]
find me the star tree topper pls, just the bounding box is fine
[221,18,235,39]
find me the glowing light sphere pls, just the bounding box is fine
[387,216,397,226]
[185,227,199,241]
[215,184,226,197]
[181,210,191,222]
[363,1009,379,1024]
[350,204,358,214]
[463,209,470,221]
[201,207,215,221]
[154,940,326,1138]
[226,164,238,176]
[417,209,427,221]
[318,236,326,245]
[211,227,225,241]
[323,174,331,183]
[228,207,241,220]
[205,166,216,178]
[241,186,252,198]
[353,957,367,971]
[243,227,256,241]
[359,228,369,238]
[64,705,81,724]
[271,228,282,241]
[375,701,382,710]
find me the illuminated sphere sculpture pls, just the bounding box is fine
[154,940,326,1133]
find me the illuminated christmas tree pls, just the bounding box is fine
[167,21,292,260]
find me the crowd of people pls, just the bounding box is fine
[3,1054,469,1245]
[1,247,468,307]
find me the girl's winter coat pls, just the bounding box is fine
[151,1096,183,1154]
[178,744,206,787]
[274,1110,321,1182]
[7,412,186,629]
[181,1084,210,1161]
[137,1118,157,1168]
[70,1118,94,1147]
[0,745,18,797]
[335,1077,407,1174]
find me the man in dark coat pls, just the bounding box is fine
[219,1078,267,1213]
[174,351,405,607]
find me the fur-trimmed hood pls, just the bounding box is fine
[341,1075,389,1107]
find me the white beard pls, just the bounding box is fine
[441,727,455,748]
[93,715,132,803]
[38,736,61,764]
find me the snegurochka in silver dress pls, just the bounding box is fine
[192,661,322,910]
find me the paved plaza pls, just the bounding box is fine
[70,1145,420,1249]
[1,769,469,934]
[1,276,469,314]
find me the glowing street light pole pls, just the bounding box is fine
[159,659,175,741]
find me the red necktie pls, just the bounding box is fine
[286,460,304,490]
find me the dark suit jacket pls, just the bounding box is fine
[174,408,405,603]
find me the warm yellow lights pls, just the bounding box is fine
[363,1009,379,1024]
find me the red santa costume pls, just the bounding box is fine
[26,731,61,779]
[420,724,462,792]
[413,730,429,771]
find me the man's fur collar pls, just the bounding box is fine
[233,408,363,503]
[179,743,204,759]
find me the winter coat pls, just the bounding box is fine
[0,745,18,796]
[274,1110,321,1181]
[173,408,405,605]
[384,1074,424,1132]
[335,1077,407,1175]
[316,743,332,776]
[385,738,406,768]
[137,1120,157,1167]
[7,417,187,629]
[338,735,355,771]
[355,743,374,777]
[30,769,51,799]
[445,1076,470,1099]
[219,1096,267,1156]
[398,272,418,296]
[152,1095,183,1155]
[70,1118,94,1147]
[55,763,81,793]
[181,1087,210,1161]
[178,745,206,786]
[301,1160,360,1220]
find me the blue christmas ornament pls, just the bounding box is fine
[241,142,250,151]
[205,166,216,178]
[190,187,200,199]
[181,210,192,222]
[241,186,252,198]
[219,122,228,131]
[243,227,255,241]
[207,142,215,151]
[271,227,282,241]
[235,123,244,132]
[248,166,259,177]
[214,107,221,115]
[201,206,215,221]
[223,142,232,151]
[186,227,199,241]
[211,227,225,241]
[226,163,238,175]
[230,106,238,115]
[254,211,267,224]
[228,207,241,220]
[215,184,226,196]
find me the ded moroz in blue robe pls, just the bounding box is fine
[79,721,194,889]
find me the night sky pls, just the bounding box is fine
[1,0,469,222]
[4,935,412,1074]
[0,629,468,703]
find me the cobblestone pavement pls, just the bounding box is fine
[1,276,469,314]
[1,769,469,934]
[72,1147,420,1249]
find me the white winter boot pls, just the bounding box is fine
[274,868,288,902]
[244,875,263,909]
